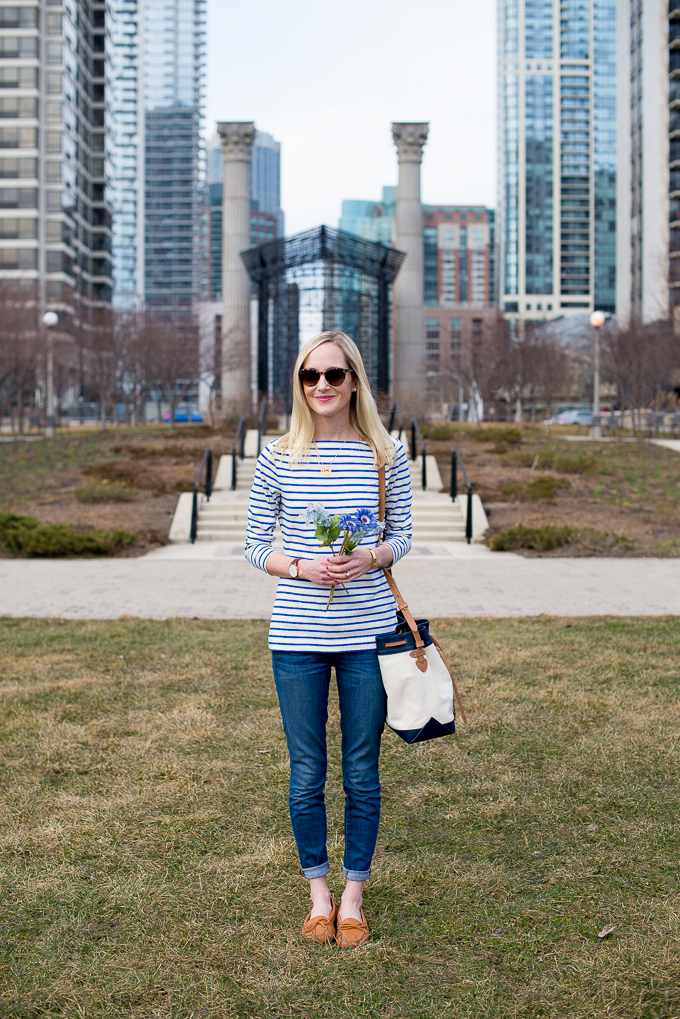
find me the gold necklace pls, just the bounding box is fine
[314,435,350,475]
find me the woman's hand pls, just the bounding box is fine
[297,555,337,586]
[324,547,375,584]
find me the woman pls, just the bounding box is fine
[245,330,412,947]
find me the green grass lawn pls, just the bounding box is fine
[0,617,678,1018]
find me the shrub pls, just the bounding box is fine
[569,528,635,554]
[0,512,136,557]
[500,476,571,500]
[74,481,138,503]
[553,453,604,474]
[486,524,576,551]
[472,425,522,445]
[83,461,142,486]
[420,423,523,444]
[420,422,460,441]
[486,524,634,555]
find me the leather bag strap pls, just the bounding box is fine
[377,464,424,649]
[377,464,467,721]
[431,636,468,725]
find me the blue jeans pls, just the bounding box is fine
[271,650,387,882]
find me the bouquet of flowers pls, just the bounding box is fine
[304,503,380,607]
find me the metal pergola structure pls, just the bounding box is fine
[241,225,405,410]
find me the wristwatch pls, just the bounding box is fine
[288,558,302,579]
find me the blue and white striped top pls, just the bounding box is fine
[245,438,413,652]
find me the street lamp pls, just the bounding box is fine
[42,310,59,438]
[589,310,606,438]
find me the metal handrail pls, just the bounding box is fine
[190,444,213,544]
[231,416,246,491]
[388,402,405,439]
[450,445,473,544]
[411,417,427,490]
[256,398,267,457]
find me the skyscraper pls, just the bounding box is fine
[422,207,496,308]
[339,193,496,309]
[339,187,396,245]
[110,0,206,311]
[497,0,617,321]
[617,1,669,324]
[250,131,284,237]
[110,0,143,310]
[0,0,113,312]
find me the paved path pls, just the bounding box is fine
[1,545,679,619]
[651,439,680,453]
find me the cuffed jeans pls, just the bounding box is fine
[271,649,387,882]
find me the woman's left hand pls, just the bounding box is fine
[325,548,374,583]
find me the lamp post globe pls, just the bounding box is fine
[589,310,606,329]
[42,311,59,328]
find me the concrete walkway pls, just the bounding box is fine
[651,439,680,454]
[1,547,679,619]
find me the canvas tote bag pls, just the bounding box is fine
[375,465,467,744]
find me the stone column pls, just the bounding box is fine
[392,122,428,409]
[217,121,256,415]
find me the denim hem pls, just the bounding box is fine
[343,866,371,881]
[301,862,330,879]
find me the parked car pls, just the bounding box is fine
[552,408,593,426]
[162,405,204,423]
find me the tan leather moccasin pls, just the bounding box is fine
[301,896,338,945]
[335,906,369,948]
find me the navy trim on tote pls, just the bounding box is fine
[389,717,456,744]
[376,620,432,656]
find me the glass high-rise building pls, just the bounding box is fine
[339,187,396,245]
[497,0,617,321]
[339,192,496,308]
[0,0,113,313]
[110,0,205,311]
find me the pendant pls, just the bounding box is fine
[320,464,332,476]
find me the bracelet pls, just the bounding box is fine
[370,548,377,569]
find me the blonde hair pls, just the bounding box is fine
[275,331,396,466]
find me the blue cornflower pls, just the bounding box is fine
[348,507,379,532]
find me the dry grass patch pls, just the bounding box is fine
[74,480,139,503]
[0,616,678,1018]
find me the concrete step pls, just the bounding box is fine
[215,451,445,493]
[172,456,487,543]
[406,455,443,491]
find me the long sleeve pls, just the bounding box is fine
[384,443,412,565]
[244,445,281,573]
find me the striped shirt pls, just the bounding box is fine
[245,438,413,652]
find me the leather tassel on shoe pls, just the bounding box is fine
[301,896,338,944]
[335,906,369,948]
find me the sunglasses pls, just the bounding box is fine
[298,367,354,387]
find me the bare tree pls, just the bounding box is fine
[141,314,200,430]
[538,336,571,424]
[79,309,122,429]
[0,282,42,432]
[602,317,680,433]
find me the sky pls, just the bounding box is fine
[205,0,497,236]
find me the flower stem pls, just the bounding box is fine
[326,529,350,609]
